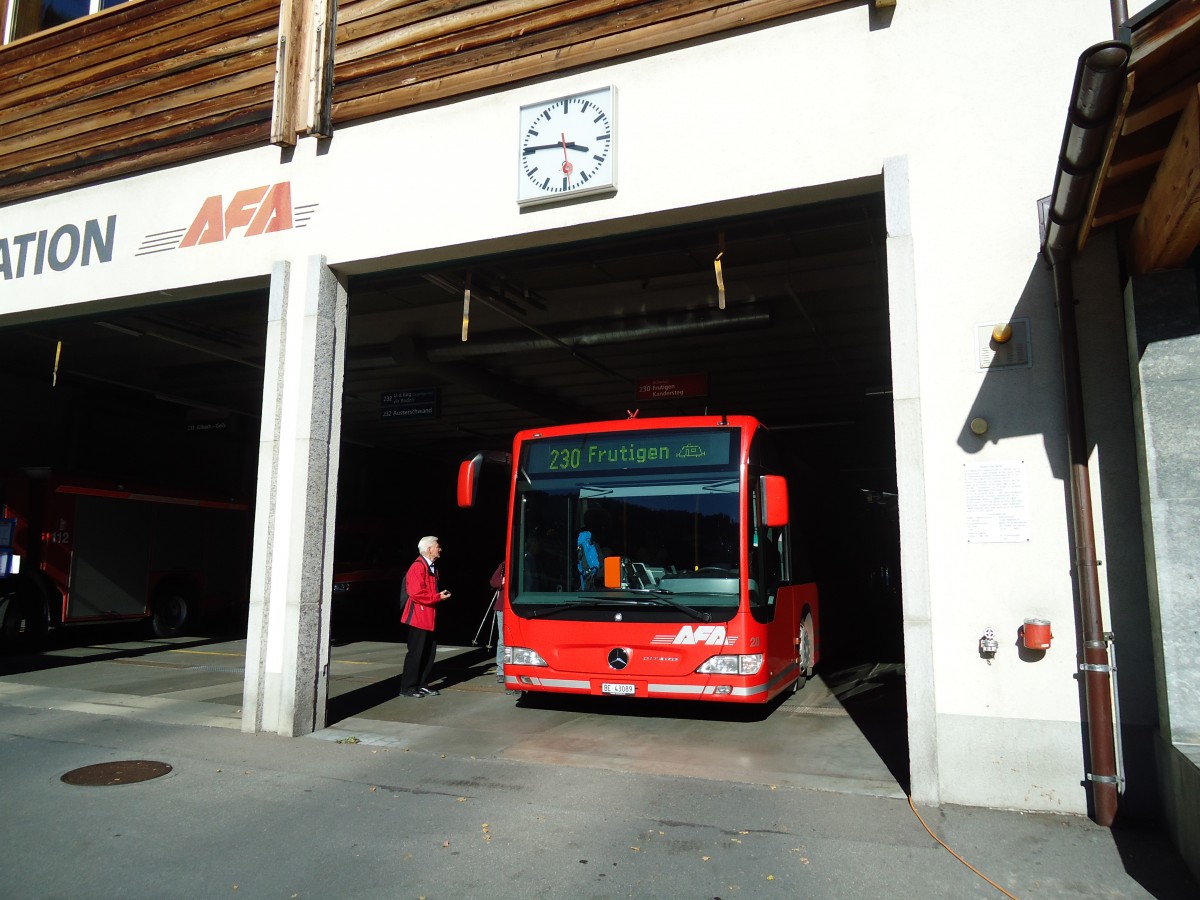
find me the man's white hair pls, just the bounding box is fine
[418,535,439,554]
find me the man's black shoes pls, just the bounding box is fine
[403,689,425,698]
[418,686,440,696]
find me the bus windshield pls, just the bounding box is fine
[509,428,743,620]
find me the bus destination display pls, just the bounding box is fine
[526,430,733,474]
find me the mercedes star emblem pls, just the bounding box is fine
[608,648,629,670]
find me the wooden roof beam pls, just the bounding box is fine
[1130,83,1200,273]
[1091,168,1156,228]
[272,0,336,145]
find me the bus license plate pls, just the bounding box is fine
[602,682,635,696]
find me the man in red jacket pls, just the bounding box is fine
[400,536,451,698]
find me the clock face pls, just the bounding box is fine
[518,86,616,207]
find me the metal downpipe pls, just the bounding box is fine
[1109,1,1128,40]
[1048,254,1119,826]
[1041,40,1130,827]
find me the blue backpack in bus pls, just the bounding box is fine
[576,530,601,588]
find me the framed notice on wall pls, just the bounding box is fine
[964,460,1030,543]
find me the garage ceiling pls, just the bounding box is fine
[0,193,894,496]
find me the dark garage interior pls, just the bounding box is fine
[1,192,900,660]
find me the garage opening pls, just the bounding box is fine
[339,195,898,648]
[0,290,268,657]
[332,192,907,787]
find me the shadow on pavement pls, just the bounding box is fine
[825,661,910,794]
[325,645,496,723]
[512,685,790,724]
[1111,816,1200,899]
[0,626,240,676]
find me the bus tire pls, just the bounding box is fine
[794,612,815,691]
[150,590,190,638]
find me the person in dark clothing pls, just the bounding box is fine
[490,561,505,684]
[399,535,451,698]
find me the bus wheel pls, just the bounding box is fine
[795,612,815,691]
[150,592,189,638]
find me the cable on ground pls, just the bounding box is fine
[907,795,1020,900]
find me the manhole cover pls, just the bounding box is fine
[61,760,173,786]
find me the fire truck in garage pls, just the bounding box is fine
[0,471,251,650]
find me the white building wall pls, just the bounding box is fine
[0,0,1141,814]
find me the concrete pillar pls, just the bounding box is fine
[1124,269,1200,879]
[885,155,939,805]
[242,255,347,737]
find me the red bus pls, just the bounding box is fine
[458,415,819,703]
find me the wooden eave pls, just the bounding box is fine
[327,0,850,124]
[1086,0,1200,273]
[0,0,855,208]
[0,0,280,206]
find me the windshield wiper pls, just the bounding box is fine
[524,593,711,622]
[526,598,644,619]
[635,590,712,622]
[583,590,712,622]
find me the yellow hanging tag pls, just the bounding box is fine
[461,271,472,342]
[714,232,726,309]
[53,339,62,386]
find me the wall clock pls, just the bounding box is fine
[518,85,616,208]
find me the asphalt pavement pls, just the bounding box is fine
[0,633,1196,899]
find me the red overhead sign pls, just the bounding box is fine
[636,374,708,401]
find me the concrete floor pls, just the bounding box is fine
[0,631,909,799]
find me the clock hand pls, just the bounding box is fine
[523,142,590,154]
[560,132,574,182]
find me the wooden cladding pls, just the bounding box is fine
[330,0,845,123]
[0,0,281,205]
[1129,84,1200,274]
[0,0,845,206]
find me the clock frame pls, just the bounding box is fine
[518,85,617,208]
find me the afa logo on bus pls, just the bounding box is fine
[652,625,736,646]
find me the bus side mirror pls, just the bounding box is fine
[457,453,484,508]
[761,475,789,527]
[457,450,513,508]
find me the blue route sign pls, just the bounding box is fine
[380,387,439,421]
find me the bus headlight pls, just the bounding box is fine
[508,646,548,667]
[696,653,764,676]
